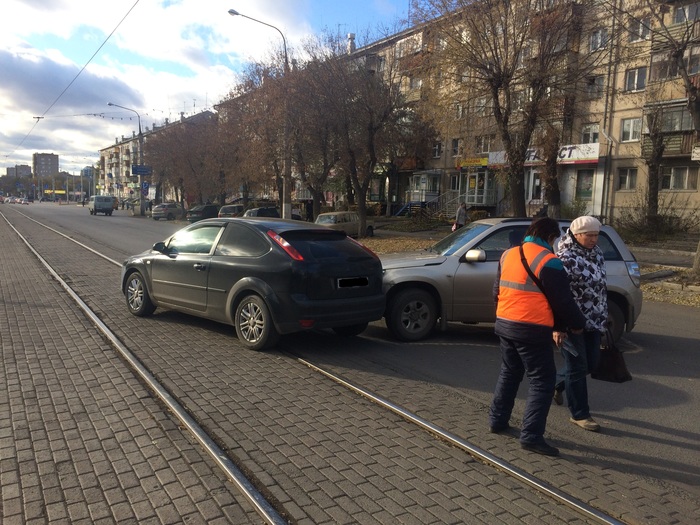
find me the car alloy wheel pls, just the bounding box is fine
[235,294,279,351]
[125,271,156,317]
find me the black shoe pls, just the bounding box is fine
[489,422,510,434]
[521,441,560,456]
[553,389,563,405]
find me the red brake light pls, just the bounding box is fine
[267,230,304,261]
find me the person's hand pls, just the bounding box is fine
[553,331,566,348]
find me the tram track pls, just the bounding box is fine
[2,206,630,524]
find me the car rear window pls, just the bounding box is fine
[280,230,373,261]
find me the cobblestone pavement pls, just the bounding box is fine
[0,218,262,524]
[2,211,699,524]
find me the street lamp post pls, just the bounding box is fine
[228,8,292,219]
[108,102,145,216]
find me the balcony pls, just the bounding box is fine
[641,131,695,158]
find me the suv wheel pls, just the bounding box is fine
[607,300,624,343]
[386,288,437,341]
[235,294,279,351]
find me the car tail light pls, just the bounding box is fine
[298,319,315,328]
[267,230,304,261]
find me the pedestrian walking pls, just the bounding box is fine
[552,216,607,432]
[454,202,467,230]
[489,217,585,456]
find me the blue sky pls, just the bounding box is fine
[0,0,410,173]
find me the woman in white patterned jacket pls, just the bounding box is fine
[552,216,608,432]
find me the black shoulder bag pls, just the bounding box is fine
[591,328,633,383]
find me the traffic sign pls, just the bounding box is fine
[131,165,152,176]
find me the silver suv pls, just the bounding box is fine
[380,217,642,343]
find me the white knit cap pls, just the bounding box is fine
[570,216,601,234]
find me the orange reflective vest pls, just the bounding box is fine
[496,243,557,327]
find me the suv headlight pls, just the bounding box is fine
[626,261,641,287]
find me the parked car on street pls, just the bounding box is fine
[244,206,303,220]
[315,211,374,237]
[152,202,182,221]
[218,204,245,218]
[120,218,385,350]
[186,204,219,223]
[380,217,642,343]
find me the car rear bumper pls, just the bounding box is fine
[271,294,386,334]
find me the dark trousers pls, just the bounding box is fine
[489,336,556,445]
[555,330,601,421]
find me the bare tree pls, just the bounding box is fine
[411,0,605,216]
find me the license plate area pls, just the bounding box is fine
[337,277,369,288]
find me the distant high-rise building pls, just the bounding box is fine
[33,153,59,197]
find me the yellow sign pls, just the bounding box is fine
[457,157,488,168]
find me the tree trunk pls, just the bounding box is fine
[694,239,700,275]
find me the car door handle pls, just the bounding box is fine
[193,263,206,271]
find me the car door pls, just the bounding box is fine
[451,225,529,322]
[149,224,223,312]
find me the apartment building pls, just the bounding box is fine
[32,152,59,199]
[350,0,699,222]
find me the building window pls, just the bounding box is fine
[617,168,637,190]
[625,67,647,91]
[629,17,651,42]
[590,28,609,52]
[582,123,599,144]
[475,96,490,116]
[575,169,594,201]
[662,107,694,132]
[455,102,465,119]
[432,141,443,159]
[450,174,459,191]
[409,76,422,90]
[621,118,642,142]
[652,46,700,80]
[661,166,699,190]
[585,75,604,98]
[674,3,700,23]
[451,138,462,157]
[476,135,494,153]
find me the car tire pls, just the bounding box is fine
[332,322,368,337]
[366,226,374,237]
[235,294,279,351]
[607,300,625,343]
[167,214,174,220]
[125,271,156,317]
[153,217,159,221]
[386,288,437,341]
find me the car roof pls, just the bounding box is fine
[191,217,335,233]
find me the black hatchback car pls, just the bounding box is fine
[186,204,219,223]
[120,218,385,350]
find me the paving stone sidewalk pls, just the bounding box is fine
[0,219,261,524]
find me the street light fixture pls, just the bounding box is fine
[108,102,146,216]
[228,8,292,219]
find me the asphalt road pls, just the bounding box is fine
[7,202,700,517]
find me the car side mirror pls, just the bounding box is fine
[153,241,168,254]
[463,248,487,263]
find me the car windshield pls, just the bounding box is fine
[429,222,493,256]
[315,215,336,224]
